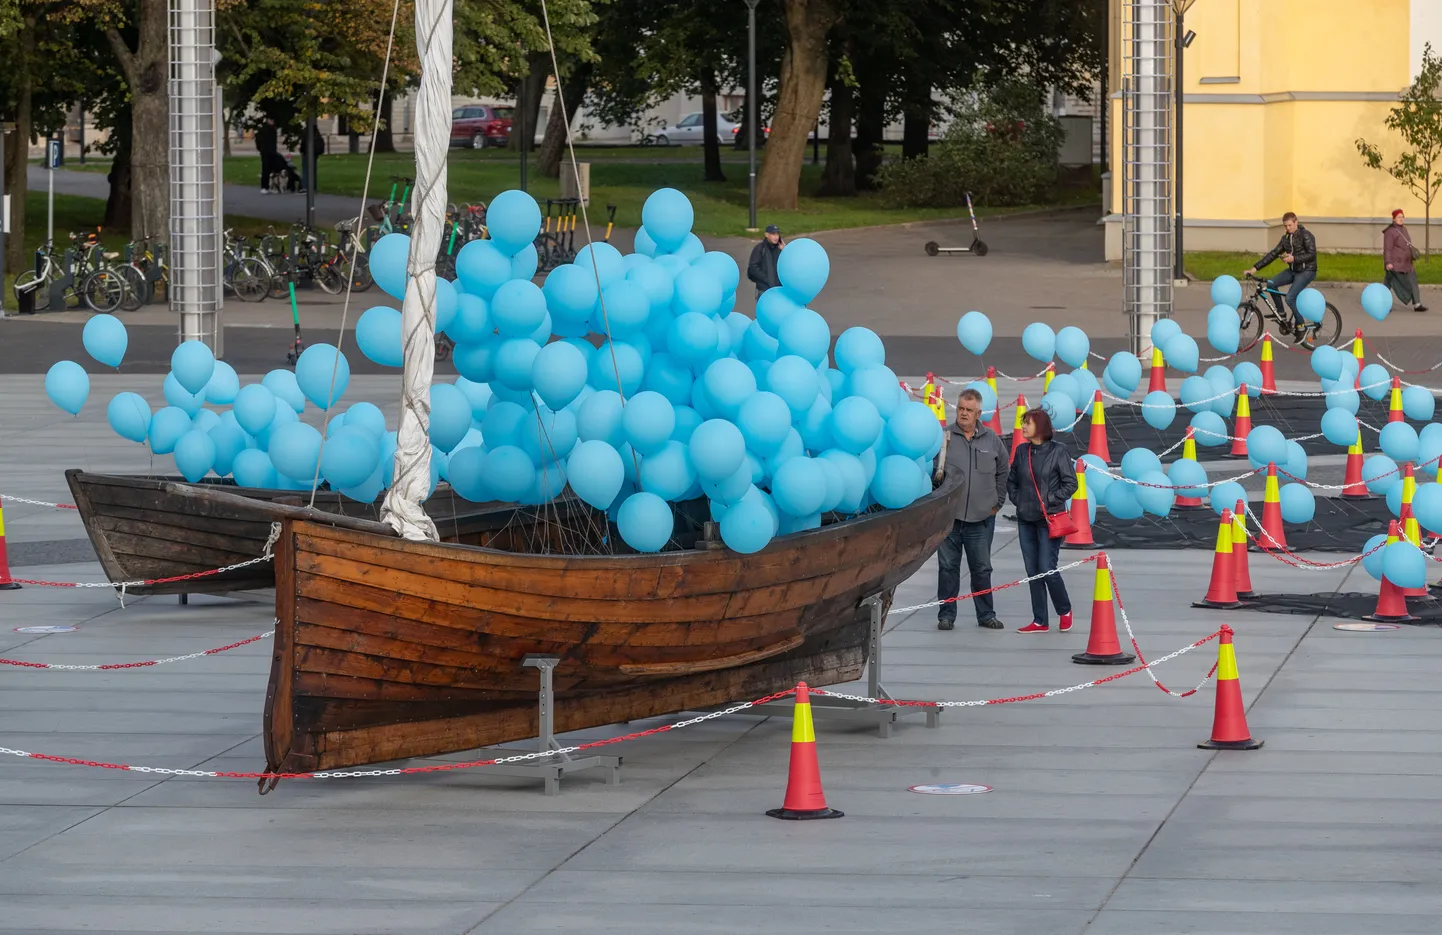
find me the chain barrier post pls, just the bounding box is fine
[1010,395,1028,461]
[1197,625,1263,750]
[1147,346,1167,394]
[1232,499,1256,599]
[1259,334,1277,394]
[1259,463,1287,549]
[1229,384,1251,458]
[765,681,844,820]
[1086,390,1111,464]
[1063,459,1097,549]
[0,498,20,590]
[1194,508,1243,609]
[1072,553,1136,665]
[1351,328,1365,390]
[1175,427,1206,509]
[1388,376,1405,423]
[1342,436,1369,498]
[1365,520,1417,622]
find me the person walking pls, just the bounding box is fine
[256,119,282,194]
[1384,209,1428,312]
[747,224,783,295]
[934,387,1010,631]
[1006,408,1078,634]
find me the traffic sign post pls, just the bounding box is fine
[46,138,61,247]
[1,122,10,317]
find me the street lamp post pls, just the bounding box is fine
[0,122,9,316]
[744,0,761,232]
[1173,1,1196,282]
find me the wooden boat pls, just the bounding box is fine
[261,470,964,776]
[64,470,517,596]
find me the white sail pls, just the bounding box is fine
[380,0,452,541]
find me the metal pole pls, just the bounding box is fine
[1174,10,1184,282]
[0,123,8,316]
[79,107,86,165]
[47,142,54,246]
[745,0,760,231]
[519,75,529,192]
[305,113,316,229]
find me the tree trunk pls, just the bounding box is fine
[818,65,854,196]
[852,79,885,191]
[700,70,726,182]
[538,63,590,178]
[3,16,35,272]
[105,116,134,233]
[732,91,748,150]
[756,0,839,210]
[106,0,169,243]
[375,94,397,152]
[511,53,550,153]
[902,104,930,160]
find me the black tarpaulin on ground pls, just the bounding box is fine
[1079,495,1394,552]
[1241,590,1442,624]
[1060,394,1400,463]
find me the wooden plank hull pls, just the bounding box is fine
[264,472,964,774]
[64,471,520,596]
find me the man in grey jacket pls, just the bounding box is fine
[934,387,1011,630]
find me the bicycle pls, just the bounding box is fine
[14,230,126,313]
[1237,272,1342,351]
[221,231,272,303]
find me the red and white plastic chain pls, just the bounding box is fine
[992,364,1055,382]
[0,625,276,671]
[1104,554,1219,697]
[0,688,803,780]
[1239,505,1386,569]
[886,555,1101,616]
[1274,453,1440,492]
[0,494,78,510]
[1089,463,1262,491]
[1360,335,1442,375]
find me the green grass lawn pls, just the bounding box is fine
[1186,251,1442,285]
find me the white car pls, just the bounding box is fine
[651,111,741,146]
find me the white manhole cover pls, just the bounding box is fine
[14,626,78,634]
[908,783,992,795]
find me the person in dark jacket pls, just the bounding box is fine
[1245,212,1318,324]
[747,224,783,294]
[256,120,283,193]
[934,387,1011,631]
[1006,408,1078,634]
[1384,209,1427,312]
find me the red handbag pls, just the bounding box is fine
[1029,447,1077,539]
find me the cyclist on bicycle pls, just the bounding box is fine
[1244,212,1317,327]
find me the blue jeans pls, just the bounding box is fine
[1017,519,1072,626]
[936,516,996,623]
[1269,268,1317,318]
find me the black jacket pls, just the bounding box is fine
[747,240,781,292]
[1256,225,1318,273]
[1007,440,1078,523]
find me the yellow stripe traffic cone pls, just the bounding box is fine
[766,682,843,820]
[1198,625,1263,750]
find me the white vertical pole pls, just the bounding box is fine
[1122,0,1174,353]
[169,0,220,352]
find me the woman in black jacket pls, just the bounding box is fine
[1007,408,1078,633]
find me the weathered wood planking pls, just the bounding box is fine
[262,470,965,776]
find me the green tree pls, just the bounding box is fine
[1358,42,1442,257]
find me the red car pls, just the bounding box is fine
[451,104,513,149]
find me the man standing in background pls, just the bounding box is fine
[935,387,1009,631]
[747,224,783,295]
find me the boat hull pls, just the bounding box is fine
[264,472,964,774]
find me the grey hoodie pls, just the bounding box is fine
[939,421,1011,523]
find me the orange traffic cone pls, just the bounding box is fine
[0,499,20,590]
[1388,377,1404,423]
[1043,362,1055,392]
[1194,509,1243,609]
[1063,459,1096,549]
[766,682,843,820]
[1351,329,1365,390]
[1259,334,1277,395]
[1258,463,1287,550]
[1232,499,1256,599]
[1086,390,1111,463]
[1365,520,1416,622]
[984,366,1004,435]
[1175,428,1205,510]
[1009,395,1027,460]
[1229,385,1251,458]
[1341,437,1368,498]
[1147,346,1167,394]
[1071,553,1136,665]
[1197,625,1264,750]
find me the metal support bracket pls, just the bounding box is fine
[473,654,622,795]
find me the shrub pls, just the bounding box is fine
[877,82,1065,208]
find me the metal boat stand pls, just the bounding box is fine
[474,654,622,795]
[723,594,940,738]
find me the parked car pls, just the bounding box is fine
[652,111,743,146]
[450,105,513,149]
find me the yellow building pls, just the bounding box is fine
[1105,0,1442,259]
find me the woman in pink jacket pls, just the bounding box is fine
[1384,209,1427,313]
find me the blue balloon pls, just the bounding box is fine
[146,406,191,455]
[445,446,488,502]
[638,440,694,501]
[208,421,249,476]
[1246,425,1287,467]
[230,384,273,436]
[1055,326,1090,368]
[669,312,720,369]
[1403,385,1436,422]
[773,456,827,516]
[1380,421,1420,463]
[887,401,943,460]
[263,369,306,413]
[1321,408,1359,447]
[494,338,541,391]
[1278,482,1316,524]
[295,344,350,410]
[671,404,702,444]
[691,251,741,295]
[835,327,886,374]
[955,311,992,357]
[1206,309,1240,355]
[1191,410,1229,447]
[1359,533,1389,580]
[204,361,239,406]
[1142,390,1176,430]
[44,360,89,415]
[1105,352,1143,393]
[1120,448,1162,480]
[543,264,600,325]
[1047,373,1081,412]
[341,402,386,439]
[640,188,695,253]
[1360,364,1392,401]
[870,455,923,509]
[192,409,221,435]
[162,372,204,415]
[737,391,792,458]
[775,237,829,303]
[491,279,547,339]
[668,232,705,264]
[1151,318,1182,349]
[481,401,528,450]
[487,190,543,255]
[849,365,904,419]
[1422,424,1442,476]
[433,277,460,336]
[1073,369,1101,408]
[353,306,402,368]
[1021,323,1056,362]
[1161,333,1199,373]
[567,440,625,510]
[574,242,626,289]
[1209,480,1247,516]
[82,314,127,368]
[428,382,472,453]
[480,445,532,502]
[169,430,214,482]
[1167,458,1208,498]
[1282,439,1308,481]
[963,381,997,418]
[106,392,151,443]
[1326,387,1360,414]
[1363,454,1400,494]
[702,358,757,420]
[1079,453,1112,497]
[530,340,588,411]
[595,278,651,336]
[1362,282,1394,321]
[1104,481,1144,520]
[519,406,579,466]
[268,421,323,483]
[670,267,722,318]
[689,418,746,482]
[1232,362,1263,395]
[457,238,514,299]
[755,287,803,338]
[628,263,675,315]
[170,341,215,395]
[370,233,411,300]
[1041,391,1078,428]
[777,308,831,366]
[763,355,819,416]
[1296,288,1326,323]
[1310,344,1342,381]
[1413,481,1442,532]
[830,396,883,454]
[321,428,381,489]
[623,391,677,456]
[511,242,539,281]
[1211,275,1243,308]
[1136,470,1176,517]
[719,494,774,553]
[1383,540,1427,589]
[577,390,627,448]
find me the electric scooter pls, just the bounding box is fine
[924,192,989,257]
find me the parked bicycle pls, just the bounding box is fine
[1238,272,1342,351]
